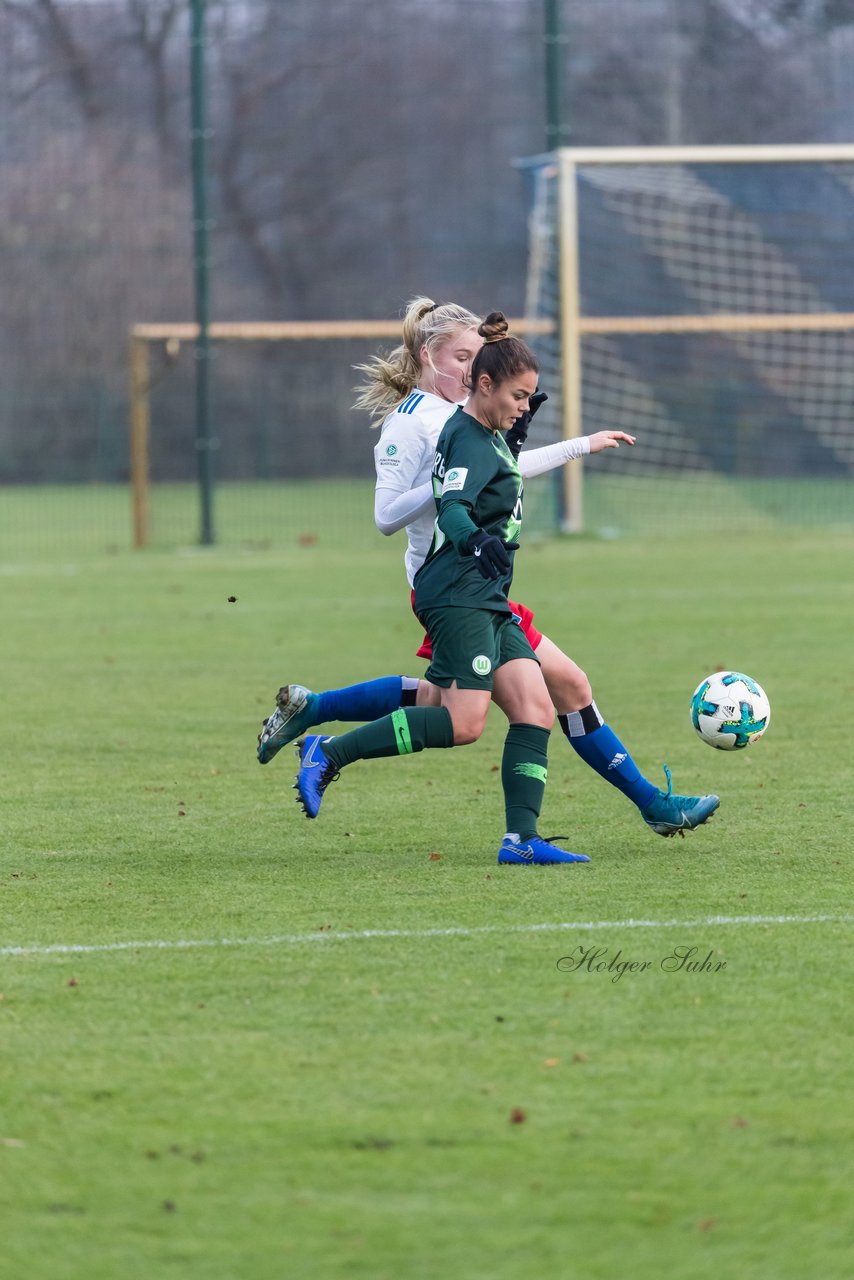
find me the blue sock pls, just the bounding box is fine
[313,675,410,725]
[559,704,658,811]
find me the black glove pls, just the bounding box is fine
[505,388,548,460]
[465,530,519,580]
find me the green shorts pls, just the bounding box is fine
[418,606,539,691]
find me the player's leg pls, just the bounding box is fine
[490,630,588,866]
[292,699,458,818]
[535,634,719,837]
[535,634,657,806]
[258,674,430,763]
[292,605,493,819]
[258,623,442,763]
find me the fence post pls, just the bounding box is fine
[129,333,151,548]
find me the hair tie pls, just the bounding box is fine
[483,333,512,343]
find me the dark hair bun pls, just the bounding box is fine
[478,311,509,342]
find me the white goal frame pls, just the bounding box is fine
[547,144,854,532]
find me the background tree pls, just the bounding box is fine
[1,0,853,479]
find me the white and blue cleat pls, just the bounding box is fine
[258,684,319,764]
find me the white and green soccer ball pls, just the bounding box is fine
[690,671,771,751]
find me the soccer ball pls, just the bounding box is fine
[690,671,771,751]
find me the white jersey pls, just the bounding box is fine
[374,389,458,587]
[373,387,591,587]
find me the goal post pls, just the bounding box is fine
[128,317,554,548]
[525,143,854,535]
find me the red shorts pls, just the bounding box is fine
[410,590,542,660]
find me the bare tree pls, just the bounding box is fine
[3,0,854,480]
[1,0,106,118]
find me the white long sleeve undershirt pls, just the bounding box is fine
[517,434,590,479]
[373,435,590,536]
[374,480,435,536]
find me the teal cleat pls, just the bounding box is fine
[641,765,720,838]
[293,735,340,819]
[257,684,319,764]
[498,836,590,866]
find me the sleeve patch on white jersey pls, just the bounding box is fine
[442,467,468,494]
[377,442,401,467]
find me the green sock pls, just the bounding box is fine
[502,723,550,841]
[323,706,454,769]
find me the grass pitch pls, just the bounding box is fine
[2,499,853,1279]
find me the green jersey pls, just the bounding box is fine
[413,407,523,612]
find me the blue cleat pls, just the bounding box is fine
[641,764,720,838]
[258,684,319,764]
[498,836,590,866]
[293,735,339,819]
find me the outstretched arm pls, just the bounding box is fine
[519,430,635,479]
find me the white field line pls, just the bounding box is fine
[2,914,851,959]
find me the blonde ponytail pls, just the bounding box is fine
[353,296,481,427]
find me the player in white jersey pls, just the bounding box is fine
[373,385,455,589]
[258,297,719,840]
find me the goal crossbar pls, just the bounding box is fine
[131,318,556,343]
[553,143,854,165]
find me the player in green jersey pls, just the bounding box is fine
[295,313,588,865]
[414,404,523,614]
